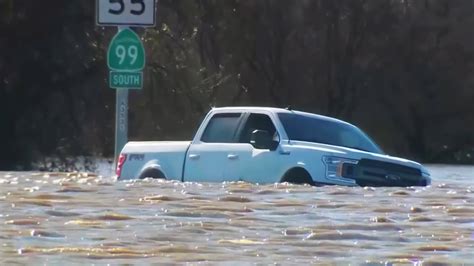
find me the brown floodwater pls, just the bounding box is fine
[1,165,473,265]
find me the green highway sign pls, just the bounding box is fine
[107,28,145,90]
[110,71,143,89]
[107,28,145,72]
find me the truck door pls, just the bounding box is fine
[183,112,244,182]
[227,113,285,184]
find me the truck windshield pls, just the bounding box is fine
[278,113,383,154]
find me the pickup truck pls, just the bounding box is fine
[117,107,431,187]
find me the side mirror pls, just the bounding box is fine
[250,130,279,150]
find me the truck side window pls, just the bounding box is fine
[239,113,277,143]
[201,113,242,143]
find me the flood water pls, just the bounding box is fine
[1,165,473,265]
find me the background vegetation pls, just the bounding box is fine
[1,0,473,170]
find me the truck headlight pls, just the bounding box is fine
[322,156,358,180]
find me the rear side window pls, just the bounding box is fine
[201,113,242,143]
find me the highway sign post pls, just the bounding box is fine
[96,0,156,168]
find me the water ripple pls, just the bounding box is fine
[0,165,473,264]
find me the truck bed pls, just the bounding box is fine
[119,141,191,180]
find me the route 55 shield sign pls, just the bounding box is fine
[96,0,156,27]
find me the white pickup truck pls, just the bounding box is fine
[117,107,431,187]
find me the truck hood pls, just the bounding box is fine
[285,140,424,170]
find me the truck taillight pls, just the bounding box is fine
[116,153,127,177]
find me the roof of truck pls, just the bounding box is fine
[212,106,291,112]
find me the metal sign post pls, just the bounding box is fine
[115,84,129,161]
[108,26,145,165]
[96,0,156,168]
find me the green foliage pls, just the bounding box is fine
[1,0,473,169]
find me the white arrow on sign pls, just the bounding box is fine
[96,0,156,27]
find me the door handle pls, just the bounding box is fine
[227,154,239,160]
[189,154,200,160]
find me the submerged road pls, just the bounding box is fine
[0,165,473,264]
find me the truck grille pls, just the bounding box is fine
[353,159,424,187]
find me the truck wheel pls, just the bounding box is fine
[280,168,314,186]
[139,168,166,180]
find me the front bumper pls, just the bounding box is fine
[322,156,431,187]
[351,159,430,187]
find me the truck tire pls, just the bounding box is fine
[280,168,314,186]
[139,168,166,180]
